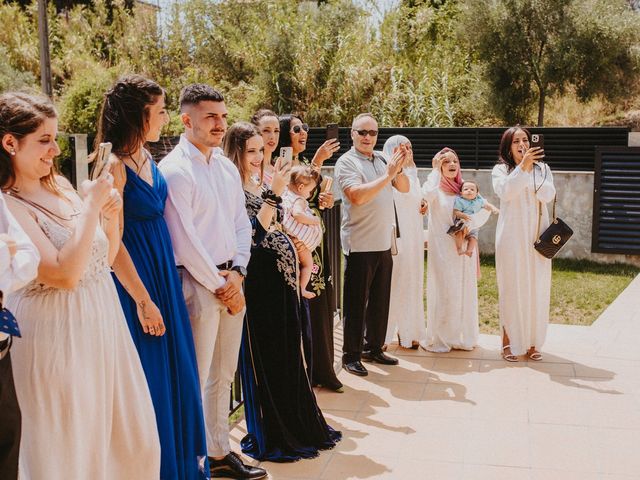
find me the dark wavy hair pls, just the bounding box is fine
[276,113,303,155]
[0,92,60,194]
[498,126,531,172]
[223,122,261,185]
[94,75,164,161]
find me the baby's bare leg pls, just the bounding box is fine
[294,240,316,299]
[454,231,465,255]
[465,236,477,257]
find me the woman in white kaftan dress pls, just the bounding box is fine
[492,127,555,361]
[421,148,479,352]
[1,91,159,480]
[383,136,427,349]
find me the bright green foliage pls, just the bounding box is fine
[0,0,638,132]
[462,0,640,126]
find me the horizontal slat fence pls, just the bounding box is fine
[145,127,628,171]
[592,147,640,254]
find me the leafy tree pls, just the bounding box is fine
[462,0,640,126]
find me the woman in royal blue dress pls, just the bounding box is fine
[96,75,209,479]
[224,122,341,462]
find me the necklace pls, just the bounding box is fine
[128,152,149,175]
[7,189,79,223]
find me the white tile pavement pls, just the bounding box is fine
[228,274,640,480]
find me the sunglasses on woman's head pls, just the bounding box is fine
[353,129,378,137]
[291,124,309,134]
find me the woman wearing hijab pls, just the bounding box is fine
[382,135,427,350]
[421,148,479,352]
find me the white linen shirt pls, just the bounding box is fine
[159,134,251,293]
[1,193,40,340]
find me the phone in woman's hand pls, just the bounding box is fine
[326,123,339,141]
[280,146,293,167]
[92,142,112,180]
[531,133,544,150]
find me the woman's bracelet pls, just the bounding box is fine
[261,189,282,204]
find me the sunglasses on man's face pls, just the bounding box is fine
[291,123,309,134]
[353,129,378,137]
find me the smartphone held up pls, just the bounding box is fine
[531,133,544,150]
[280,146,293,167]
[325,123,339,141]
[91,142,112,180]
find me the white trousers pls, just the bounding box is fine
[180,269,245,458]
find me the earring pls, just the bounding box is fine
[9,149,16,156]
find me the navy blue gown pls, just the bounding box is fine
[114,162,209,480]
[239,191,341,462]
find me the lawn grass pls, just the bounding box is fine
[447,255,640,335]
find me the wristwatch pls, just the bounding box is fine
[230,265,247,278]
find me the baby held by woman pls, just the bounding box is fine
[448,180,499,256]
[282,165,323,299]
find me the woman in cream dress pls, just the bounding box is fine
[421,148,479,352]
[1,92,159,479]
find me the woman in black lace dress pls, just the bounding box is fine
[276,114,343,392]
[224,122,340,462]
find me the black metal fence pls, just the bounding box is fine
[304,126,630,171]
[322,201,342,313]
[101,127,629,172]
[592,146,640,255]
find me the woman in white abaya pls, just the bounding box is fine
[422,148,478,352]
[492,127,555,362]
[383,135,427,350]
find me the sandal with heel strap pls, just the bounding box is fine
[527,349,543,361]
[501,345,518,363]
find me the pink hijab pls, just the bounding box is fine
[435,147,463,195]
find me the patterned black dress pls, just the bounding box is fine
[239,191,341,462]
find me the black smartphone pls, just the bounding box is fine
[530,133,544,150]
[326,123,339,141]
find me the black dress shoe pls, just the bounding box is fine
[361,351,399,365]
[343,360,368,376]
[209,452,267,479]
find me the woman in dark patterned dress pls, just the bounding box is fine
[224,122,341,462]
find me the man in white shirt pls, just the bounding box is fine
[1,193,40,480]
[159,84,266,480]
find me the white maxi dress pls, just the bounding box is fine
[7,205,161,480]
[385,166,427,348]
[422,170,479,352]
[492,162,556,355]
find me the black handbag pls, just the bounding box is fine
[534,196,573,259]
